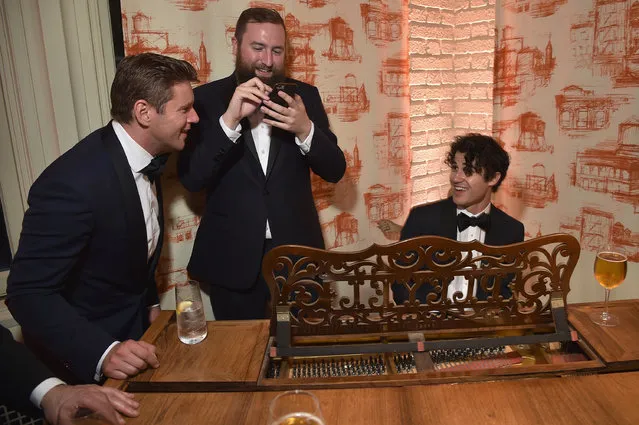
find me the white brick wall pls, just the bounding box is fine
[409,0,495,205]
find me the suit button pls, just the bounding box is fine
[263,189,269,196]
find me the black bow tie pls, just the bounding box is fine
[140,154,169,183]
[457,212,490,232]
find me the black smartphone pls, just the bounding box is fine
[268,82,297,107]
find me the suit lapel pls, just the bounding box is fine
[265,129,283,180]
[101,124,148,276]
[148,178,164,280]
[241,117,260,165]
[442,197,458,239]
[484,204,500,246]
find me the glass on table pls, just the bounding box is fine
[268,390,325,425]
[589,246,628,327]
[175,279,208,344]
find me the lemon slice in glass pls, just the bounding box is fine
[176,300,192,314]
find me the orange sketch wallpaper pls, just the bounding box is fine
[494,0,639,302]
[119,0,412,308]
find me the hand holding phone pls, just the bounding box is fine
[261,81,311,140]
[268,82,297,107]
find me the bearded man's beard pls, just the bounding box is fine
[234,52,286,86]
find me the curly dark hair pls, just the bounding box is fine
[444,133,510,192]
[234,8,286,46]
[110,53,198,123]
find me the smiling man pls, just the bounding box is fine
[178,8,345,320]
[395,133,524,303]
[8,53,199,384]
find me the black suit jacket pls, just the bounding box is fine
[7,124,161,383]
[0,325,53,413]
[178,75,346,289]
[398,197,525,301]
[401,197,524,246]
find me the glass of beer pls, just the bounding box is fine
[268,390,325,425]
[589,248,628,327]
[175,279,208,344]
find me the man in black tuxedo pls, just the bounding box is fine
[395,133,524,304]
[1,325,139,425]
[178,8,346,320]
[7,53,199,383]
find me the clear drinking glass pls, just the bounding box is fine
[268,390,325,425]
[589,247,628,327]
[175,279,207,344]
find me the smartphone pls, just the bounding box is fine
[268,82,297,107]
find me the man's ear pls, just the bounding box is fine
[487,172,501,188]
[231,37,238,57]
[132,99,152,127]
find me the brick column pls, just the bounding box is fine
[409,0,496,206]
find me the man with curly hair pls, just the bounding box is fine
[395,133,524,304]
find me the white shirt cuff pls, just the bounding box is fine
[295,121,314,154]
[94,341,120,382]
[219,116,242,143]
[30,378,65,408]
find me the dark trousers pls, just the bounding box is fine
[209,239,274,320]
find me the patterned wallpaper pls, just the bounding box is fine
[119,0,412,306]
[494,0,638,302]
[118,0,638,305]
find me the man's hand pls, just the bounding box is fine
[102,340,159,380]
[148,305,161,324]
[377,219,402,241]
[261,92,312,141]
[41,384,139,425]
[222,77,271,129]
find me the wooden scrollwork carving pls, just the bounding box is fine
[262,234,580,341]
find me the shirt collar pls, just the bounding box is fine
[111,121,154,173]
[457,203,491,218]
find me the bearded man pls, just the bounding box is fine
[178,7,345,320]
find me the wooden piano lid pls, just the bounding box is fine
[107,313,270,391]
[569,300,639,367]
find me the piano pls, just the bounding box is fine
[120,234,631,393]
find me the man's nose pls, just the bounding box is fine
[189,109,199,124]
[261,50,273,66]
[451,169,464,180]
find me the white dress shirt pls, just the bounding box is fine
[219,115,314,239]
[448,204,491,302]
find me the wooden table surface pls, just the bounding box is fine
[101,372,639,425]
